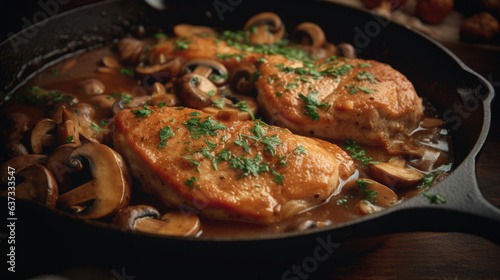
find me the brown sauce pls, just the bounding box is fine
[0,39,452,237]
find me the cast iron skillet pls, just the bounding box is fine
[1,0,499,278]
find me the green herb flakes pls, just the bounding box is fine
[298,91,330,122]
[131,106,154,117]
[158,126,174,149]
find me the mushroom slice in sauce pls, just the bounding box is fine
[57,143,132,219]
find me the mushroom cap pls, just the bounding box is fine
[175,73,218,109]
[77,79,105,96]
[244,12,286,45]
[292,22,327,48]
[229,63,258,93]
[111,205,160,230]
[29,118,58,154]
[11,164,58,208]
[135,56,183,81]
[181,58,228,86]
[341,178,399,214]
[57,143,132,219]
[117,37,145,65]
[5,141,29,158]
[1,154,48,186]
[45,143,81,193]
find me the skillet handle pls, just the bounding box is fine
[388,157,500,244]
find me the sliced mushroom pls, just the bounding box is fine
[88,95,115,114]
[175,73,218,109]
[148,82,181,107]
[29,118,58,154]
[2,113,30,141]
[1,154,48,185]
[45,143,81,193]
[101,56,122,69]
[342,179,399,215]
[135,56,183,81]
[57,143,131,219]
[3,164,58,208]
[369,162,424,188]
[77,79,105,96]
[337,43,358,59]
[292,22,327,47]
[5,141,29,158]
[229,63,258,93]
[181,59,228,87]
[117,37,145,65]
[112,206,201,236]
[173,24,217,37]
[72,103,96,124]
[244,12,285,45]
[56,119,81,146]
[112,96,152,115]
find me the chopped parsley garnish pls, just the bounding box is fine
[298,91,330,122]
[19,87,74,105]
[209,73,228,83]
[228,154,269,179]
[359,63,373,68]
[234,138,250,153]
[343,139,380,166]
[211,150,231,170]
[257,57,268,63]
[65,136,74,143]
[158,126,174,149]
[121,93,133,104]
[416,164,452,189]
[118,68,134,77]
[204,139,217,150]
[90,122,102,133]
[216,52,246,62]
[286,82,299,91]
[241,121,281,156]
[270,166,284,185]
[336,195,354,209]
[131,106,154,117]
[184,177,197,189]
[357,71,377,83]
[346,85,377,94]
[158,102,166,108]
[212,99,225,109]
[183,116,227,139]
[189,112,201,116]
[207,89,216,96]
[294,146,308,155]
[174,38,193,51]
[356,180,378,202]
[423,191,446,204]
[234,101,255,120]
[154,33,167,39]
[252,70,261,82]
[52,70,60,76]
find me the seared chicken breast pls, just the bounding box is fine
[153,37,424,149]
[110,107,354,224]
[255,55,424,147]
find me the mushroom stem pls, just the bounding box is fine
[192,65,213,77]
[57,181,97,208]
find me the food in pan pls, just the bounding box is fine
[0,12,452,237]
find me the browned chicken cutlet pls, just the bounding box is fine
[255,55,424,148]
[110,107,354,224]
